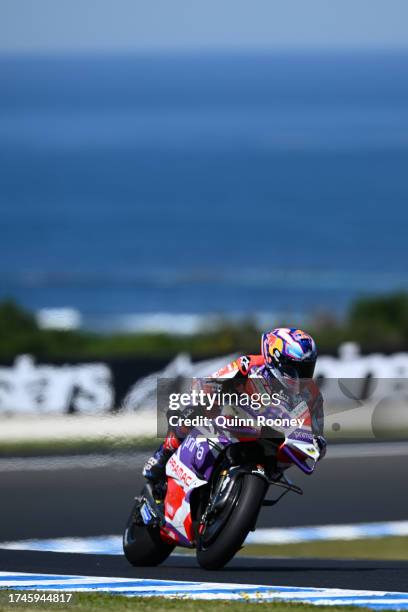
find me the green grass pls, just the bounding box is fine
[242,536,408,560]
[3,291,408,360]
[0,593,372,612]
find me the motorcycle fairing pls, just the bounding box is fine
[161,440,214,546]
[160,377,322,545]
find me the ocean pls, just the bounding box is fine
[0,51,407,331]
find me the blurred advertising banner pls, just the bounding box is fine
[0,348,408,442]
[0,353,227,415]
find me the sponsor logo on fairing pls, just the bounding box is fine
[166,455,194,487]
[166,453,207,490]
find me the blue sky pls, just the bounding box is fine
[0,0,407,52]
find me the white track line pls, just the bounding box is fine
[0,571,408,608]
[248,521,408,545]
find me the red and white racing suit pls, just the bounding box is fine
[162,354,324,453]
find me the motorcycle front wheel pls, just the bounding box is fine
[123,500,174,566]
[196,473,267,570]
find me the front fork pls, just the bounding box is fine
[199,464,270,533]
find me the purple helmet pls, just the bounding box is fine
[261,327,317,381]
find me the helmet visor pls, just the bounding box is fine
[281,359,316,380]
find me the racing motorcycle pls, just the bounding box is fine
[123,389,322,570]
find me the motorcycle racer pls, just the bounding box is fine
[143,327,326,482]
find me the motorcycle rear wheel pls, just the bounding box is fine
[196,473,267,570]
[123,501,174,566]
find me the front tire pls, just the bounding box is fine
[196,474,267,570]
[123,501,174,566]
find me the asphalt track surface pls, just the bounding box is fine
[0,444,407,591]
[1,550,408,592]
[1,447,407,541]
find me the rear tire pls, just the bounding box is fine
[196,474,267,570]
[123,501,174,566]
